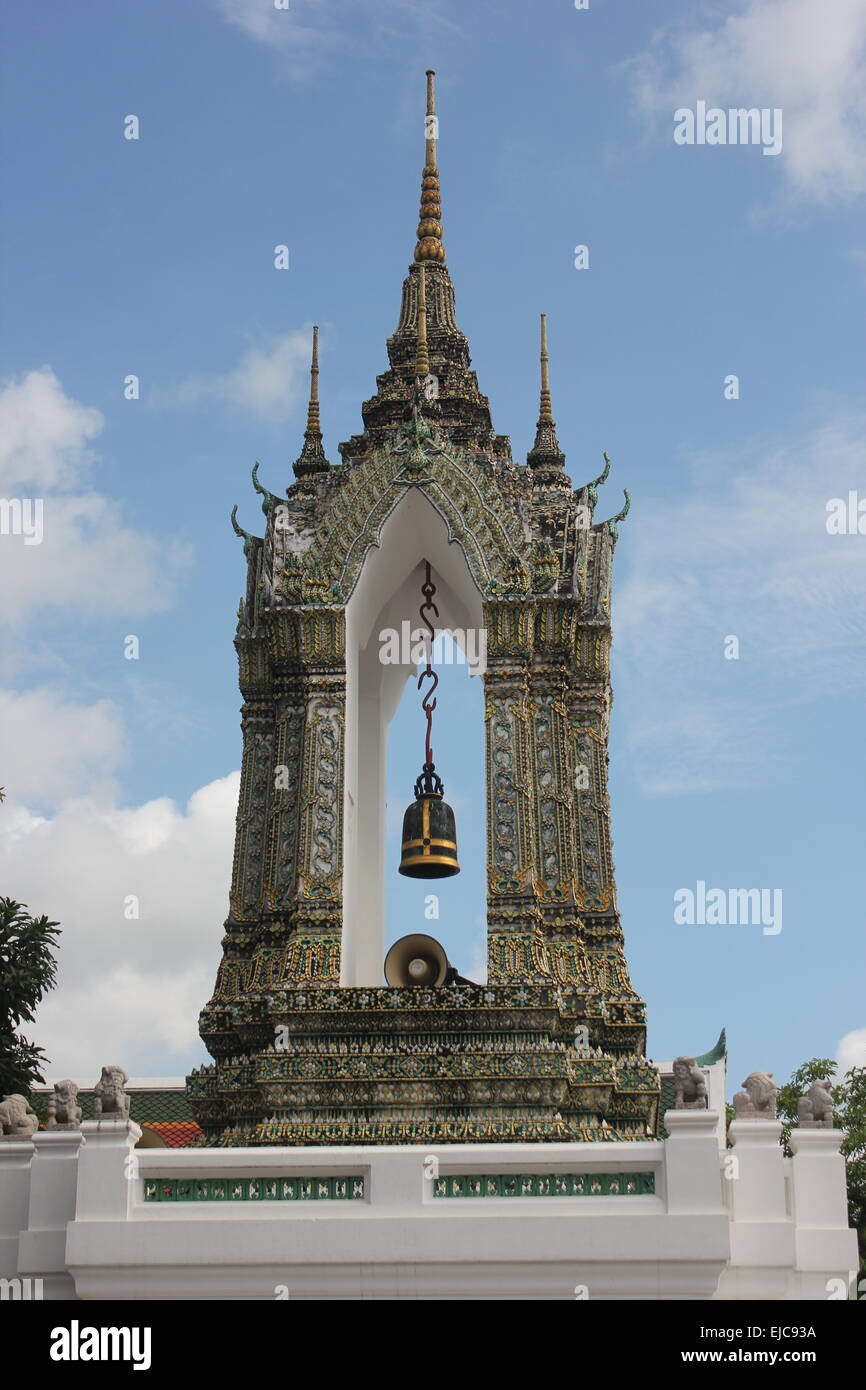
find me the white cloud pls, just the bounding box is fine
[0,493,191,632]
[1,773,240,1076]
[0,365,103,494]
[175,329,316,424]
[614,398,866,794]
[215,0,325,44]
[0,689,126,808]
[621,0,866,205]
[212,0,458,65]
[0,368,191,638]
[837,1027,866,1077]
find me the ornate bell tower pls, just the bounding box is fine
[188,72,658,1147]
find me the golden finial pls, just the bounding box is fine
[539,314,553,424]
[414,70,445,263]
[416,265,430,377]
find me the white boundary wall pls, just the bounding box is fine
[1,1106,857,1301]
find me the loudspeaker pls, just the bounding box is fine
[384,933,450,987]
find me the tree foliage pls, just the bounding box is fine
[780,1056,866,1285]
[0,896,61,1095]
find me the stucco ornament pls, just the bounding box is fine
[0,1093,38,1138]
[733,1071,777,1118]
[797,1079,834,1128]
[93,1066,130,1120]
[46,1079,82,1129]
[672,1056,707,1110]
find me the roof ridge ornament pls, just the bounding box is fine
[599,488,631,539]
[251,460,277,514]
[230,504,258,556]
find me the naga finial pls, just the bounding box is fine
[251,461,277,515]
[602,488,631,539]
[585,451,612,509]
[230,504,257,556]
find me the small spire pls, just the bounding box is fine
[539,313,553,424]
[293,325,330,479]
[527,313,569,488]
[414,70,445,264]
[307,324,321,432]
[416,264,430,377]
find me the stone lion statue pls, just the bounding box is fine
[797,1078,834,1128]
[672,1055,708,1109]
[46,1079,82,1129]
[733,1070,777,1118]
[93,1065,130,1120]
[0,1093,38,1138]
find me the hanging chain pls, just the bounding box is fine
[415,561,443,795]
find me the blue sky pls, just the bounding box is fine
[1,0,864,1092]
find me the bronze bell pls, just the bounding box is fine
[398,763,460,879]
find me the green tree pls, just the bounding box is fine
[779,1056,866,1290]
[777,1056,836,1152]
[0,896,61,1095]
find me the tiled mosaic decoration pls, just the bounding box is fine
[143,1175,365,1202]
[433,1171,655,1198]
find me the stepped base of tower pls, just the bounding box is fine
[188,983,660,1146]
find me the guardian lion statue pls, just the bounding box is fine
[46,1079,82,1129]
[733,1070,777,1118]
[797,1078,834,1128]
[0,1093,38,1138]
[93,1065,130,1120]
[672,1055,708,1109]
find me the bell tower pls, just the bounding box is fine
[188,72,658,1147]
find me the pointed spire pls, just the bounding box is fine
[539,313,554,424]
[293,325,330,479]
[414,70,445,264]
[527,313,569,488]
[340,70,502,463]
[415,264,430,377]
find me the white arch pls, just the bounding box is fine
[341,487,484,986]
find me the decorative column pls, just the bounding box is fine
[0,1139,34,1278]
[71,1119,140,1224]
[722,1118,795,1298]
[789,1128,859,1295]
[664,1110,726,1215]
[484,598,536,961]
[17,1130,83,1299]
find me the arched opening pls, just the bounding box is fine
[385,630,485,983]
[342,488,486,986]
